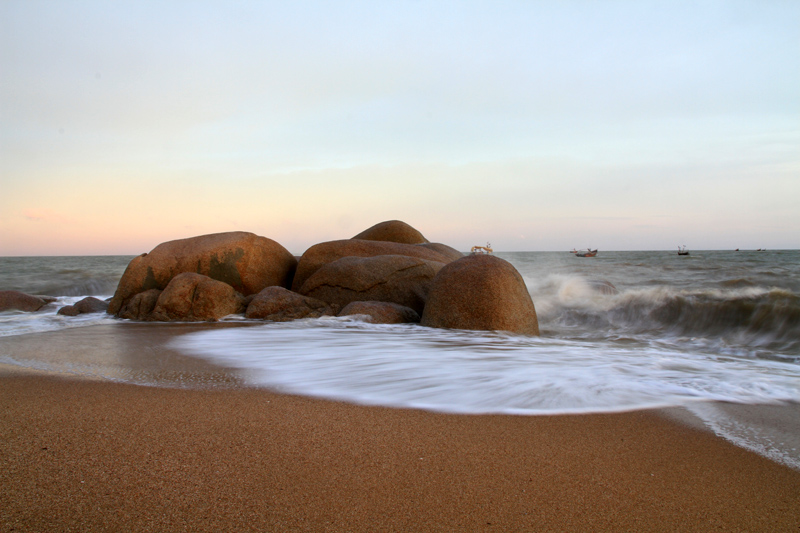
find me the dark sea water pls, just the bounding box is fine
[1,250,799,469]
[0,255,134,297]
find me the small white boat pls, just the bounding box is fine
[471,242,493,254]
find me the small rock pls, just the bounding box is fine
[245,286,338,321]
[339,301,420,324]
[58,297,109,316]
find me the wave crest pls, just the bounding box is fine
[535,276,800,352]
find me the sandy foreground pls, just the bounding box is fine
[1,369,799,532]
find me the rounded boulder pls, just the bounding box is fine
[150,273,245,321]
[0,291,54,312]
[420,254,539,335]
[292,239,454,292]
[118,289,162,321]
[57,297,109,316]
[351,220,429,244]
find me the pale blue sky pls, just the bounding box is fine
[1,0,798,254]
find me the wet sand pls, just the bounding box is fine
[2,370,799,532]
[1,325,799,531]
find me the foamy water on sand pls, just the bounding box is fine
[170,317,800,414]
[167,316,800,471]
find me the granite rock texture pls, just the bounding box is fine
[420,254,539,335]
[298,255,444,315]
[245,286,339,321]
[108,232,296,316]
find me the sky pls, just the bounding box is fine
[1,0,798,255]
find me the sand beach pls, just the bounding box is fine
[2,366,799,532]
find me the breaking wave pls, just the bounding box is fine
[532,276,800,358]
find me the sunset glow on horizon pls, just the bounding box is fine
[2,1,798,256]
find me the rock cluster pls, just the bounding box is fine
[106,232,296,313]
[103,220,539,335]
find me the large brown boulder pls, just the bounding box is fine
[0,291,54,312]
[245,286,339,321]
[292,240,455,292]
[339,301,420,324]
[352,220,429,244]
[57,297,109,316]
[297,255,445,315]
[420,254,539,335]
[149,273,245,322]
[108,232,296,316]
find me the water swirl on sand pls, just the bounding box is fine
[170,317,800,415]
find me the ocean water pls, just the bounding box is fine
[0,256,134,337]
[1,250,799,469]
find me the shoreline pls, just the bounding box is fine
[2,322,800,470]
[2,371,800,532]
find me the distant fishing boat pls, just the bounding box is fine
[678,245,689,256]
[575,249,597,257]
[471,242,493,254]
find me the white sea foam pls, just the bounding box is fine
[169,317,800,415]
[0,296,117,337]
[688,402,800,471]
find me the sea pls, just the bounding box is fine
[1,250,799,469]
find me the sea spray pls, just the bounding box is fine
[533,280,800,356]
